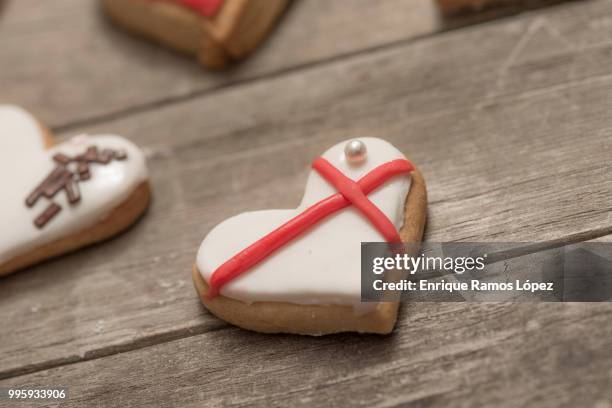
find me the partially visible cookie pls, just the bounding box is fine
[193,138,427,335]
[0,105,151,276]
[102,0,288,69]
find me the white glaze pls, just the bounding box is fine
[0,105,148,264]
[197,137,411,313]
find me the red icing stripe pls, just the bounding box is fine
[206,158,414,299]
[312,158,403,244]
[162,0,224,17]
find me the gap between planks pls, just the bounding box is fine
[50,0,573,135]
[0,320,231,381]
[1,225,610,382]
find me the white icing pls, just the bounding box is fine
[0,105,149,264]
[197,138,411,314]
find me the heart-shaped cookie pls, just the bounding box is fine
[0,105,151,276]
[102,0,288,69]
[194,138,427,335]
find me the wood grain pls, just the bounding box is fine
[1,0,611,384]
[3,303,612,407]
[0,0,569,130]
[0,0,441,129]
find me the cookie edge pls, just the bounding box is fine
[0,182,151,277]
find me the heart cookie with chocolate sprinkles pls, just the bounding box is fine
[0,105,151,276]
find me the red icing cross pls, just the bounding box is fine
[206,158,414,299]
[161,0,223,17]
[312,158,403,243]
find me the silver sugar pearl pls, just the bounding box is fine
[344,140,367,165]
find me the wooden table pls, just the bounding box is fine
[1,0,611,406]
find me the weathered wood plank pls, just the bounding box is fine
[0,0,442,129]
[1,0,611,386]
[3,303,612,407]
[0,0,572,130]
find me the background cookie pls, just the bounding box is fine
[102,0,288,69]
[0,105,151,276]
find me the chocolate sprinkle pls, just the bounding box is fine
[77,162,90,181]
[84,146,98,161]
[53,153,71,165]
[96,149,113,164]
[25,145,129,229]
[114,150,127,160]
[34,203,61,229]
[27,167,65,207]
